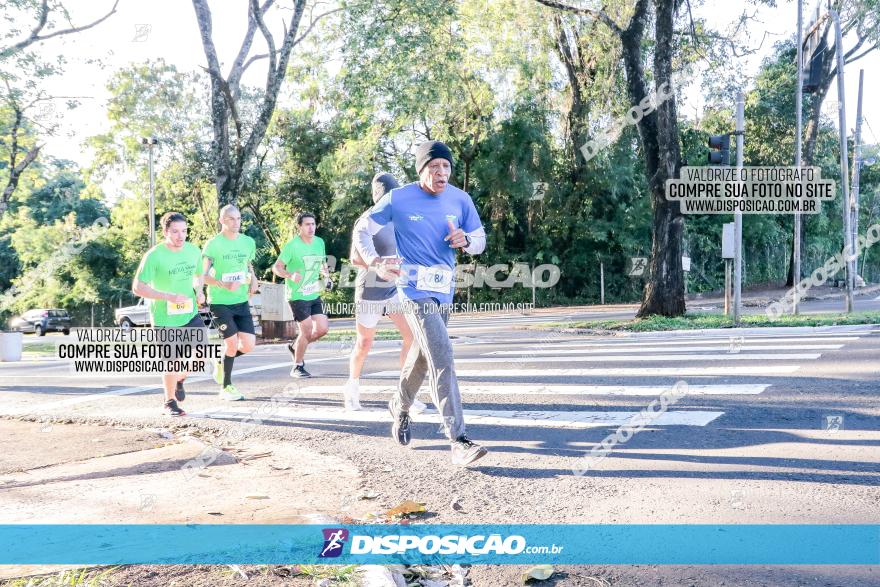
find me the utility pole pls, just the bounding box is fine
[830,10,854,312]
[141,137,158,248]
[734,92,745,325]
[851,69,864,278]
[793,0,803,314]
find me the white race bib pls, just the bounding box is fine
[167,298,194,315]
[416,266,453,294]
[221,271,246,284]
[300,281,321,296]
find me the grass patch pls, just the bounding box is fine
[296,564,358,584]
[2,567,117,587]
[539,311,880,332]
[21,342,56,356]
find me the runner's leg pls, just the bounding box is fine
[350,323,375,379]
[400,298,464,440]
[387,311,413,368]
[294,316,313,364]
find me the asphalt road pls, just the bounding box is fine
[2,308,880,585]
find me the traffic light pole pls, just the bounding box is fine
[851,69,864,277]
[830,9,854,313]
[734,92,744,325]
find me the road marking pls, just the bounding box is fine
[187,406,724,428]
[484,344,842,355]
[296,383,770,396]
[7,350,398,414]
[369,365,800,377]
[488,337,860,350]
[457,353,821,364]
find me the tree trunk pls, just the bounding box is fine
[632,0,685,317]
[0,107,42,217]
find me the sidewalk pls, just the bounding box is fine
[0,419,362,581]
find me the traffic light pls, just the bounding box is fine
[802,24,826,93]
[708,134,730,165]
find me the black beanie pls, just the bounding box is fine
[371,172,399,203]
[415,140,454,174]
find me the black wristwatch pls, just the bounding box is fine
[464,235,472,248]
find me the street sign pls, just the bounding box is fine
[722,223,734,259]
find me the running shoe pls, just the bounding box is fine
[212,358,224,385]
[164,399,186,417]
[175,380,186,402]
[410,398,428,414]
[343,379,362,411]
[290,364,311,378]
[389,402,411,446]
[450,435,487,466]
[219,384,244,401]
[286,343,296,359]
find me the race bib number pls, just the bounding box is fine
[416,266,453,294]
[300,281,321,296]
[221,271,246,284]
[167,298,194,315]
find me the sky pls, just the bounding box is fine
[10,0,880,173]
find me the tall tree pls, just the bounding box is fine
[535,0,686,317]
[190,0,338,207]
[0,0,119,216]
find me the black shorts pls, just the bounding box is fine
[210,302,255,339]
[289,298,325,322]
[156,314,207,362]
[157,314,206,329]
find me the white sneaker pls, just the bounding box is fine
[410,398,428,414]
[343,379,362,411]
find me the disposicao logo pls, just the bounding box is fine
[350,534,527,555]
[319,528,349,558]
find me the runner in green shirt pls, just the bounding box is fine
[132,211,206,417]
[272,212,332,377]
[202,204,258,401]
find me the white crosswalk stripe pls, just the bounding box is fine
[369,365,801,377]
[296,383,770,396]
[484,344,843,355]
[485,336,860,349]
[187,405,724,428]
[457,352,822,364]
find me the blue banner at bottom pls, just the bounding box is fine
[1,524,878,565]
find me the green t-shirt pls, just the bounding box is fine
[135,242,202,327]
[278,235,326,301]
[202,233,256,305]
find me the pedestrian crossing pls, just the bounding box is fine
[187,405,723,429]
[245,329,867,431]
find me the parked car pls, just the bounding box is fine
[115,298,214,329]
[9,309,71,336]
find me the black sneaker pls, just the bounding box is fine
[175,380,186,402]
[290,364,311,378]
[451,435,487,466]
[164,399,186,417]
[286,343,296,359]
[389,404,411,446]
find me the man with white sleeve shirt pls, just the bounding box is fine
[353,141,488,466]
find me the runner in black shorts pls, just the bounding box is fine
[272,212,331,378]
[132,212,206,416]
[202,205,258,400]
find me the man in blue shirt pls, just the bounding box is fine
[353,141,488,466]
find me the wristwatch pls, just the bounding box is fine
[464,234,472,248]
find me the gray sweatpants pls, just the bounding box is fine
[392,297,465,441]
